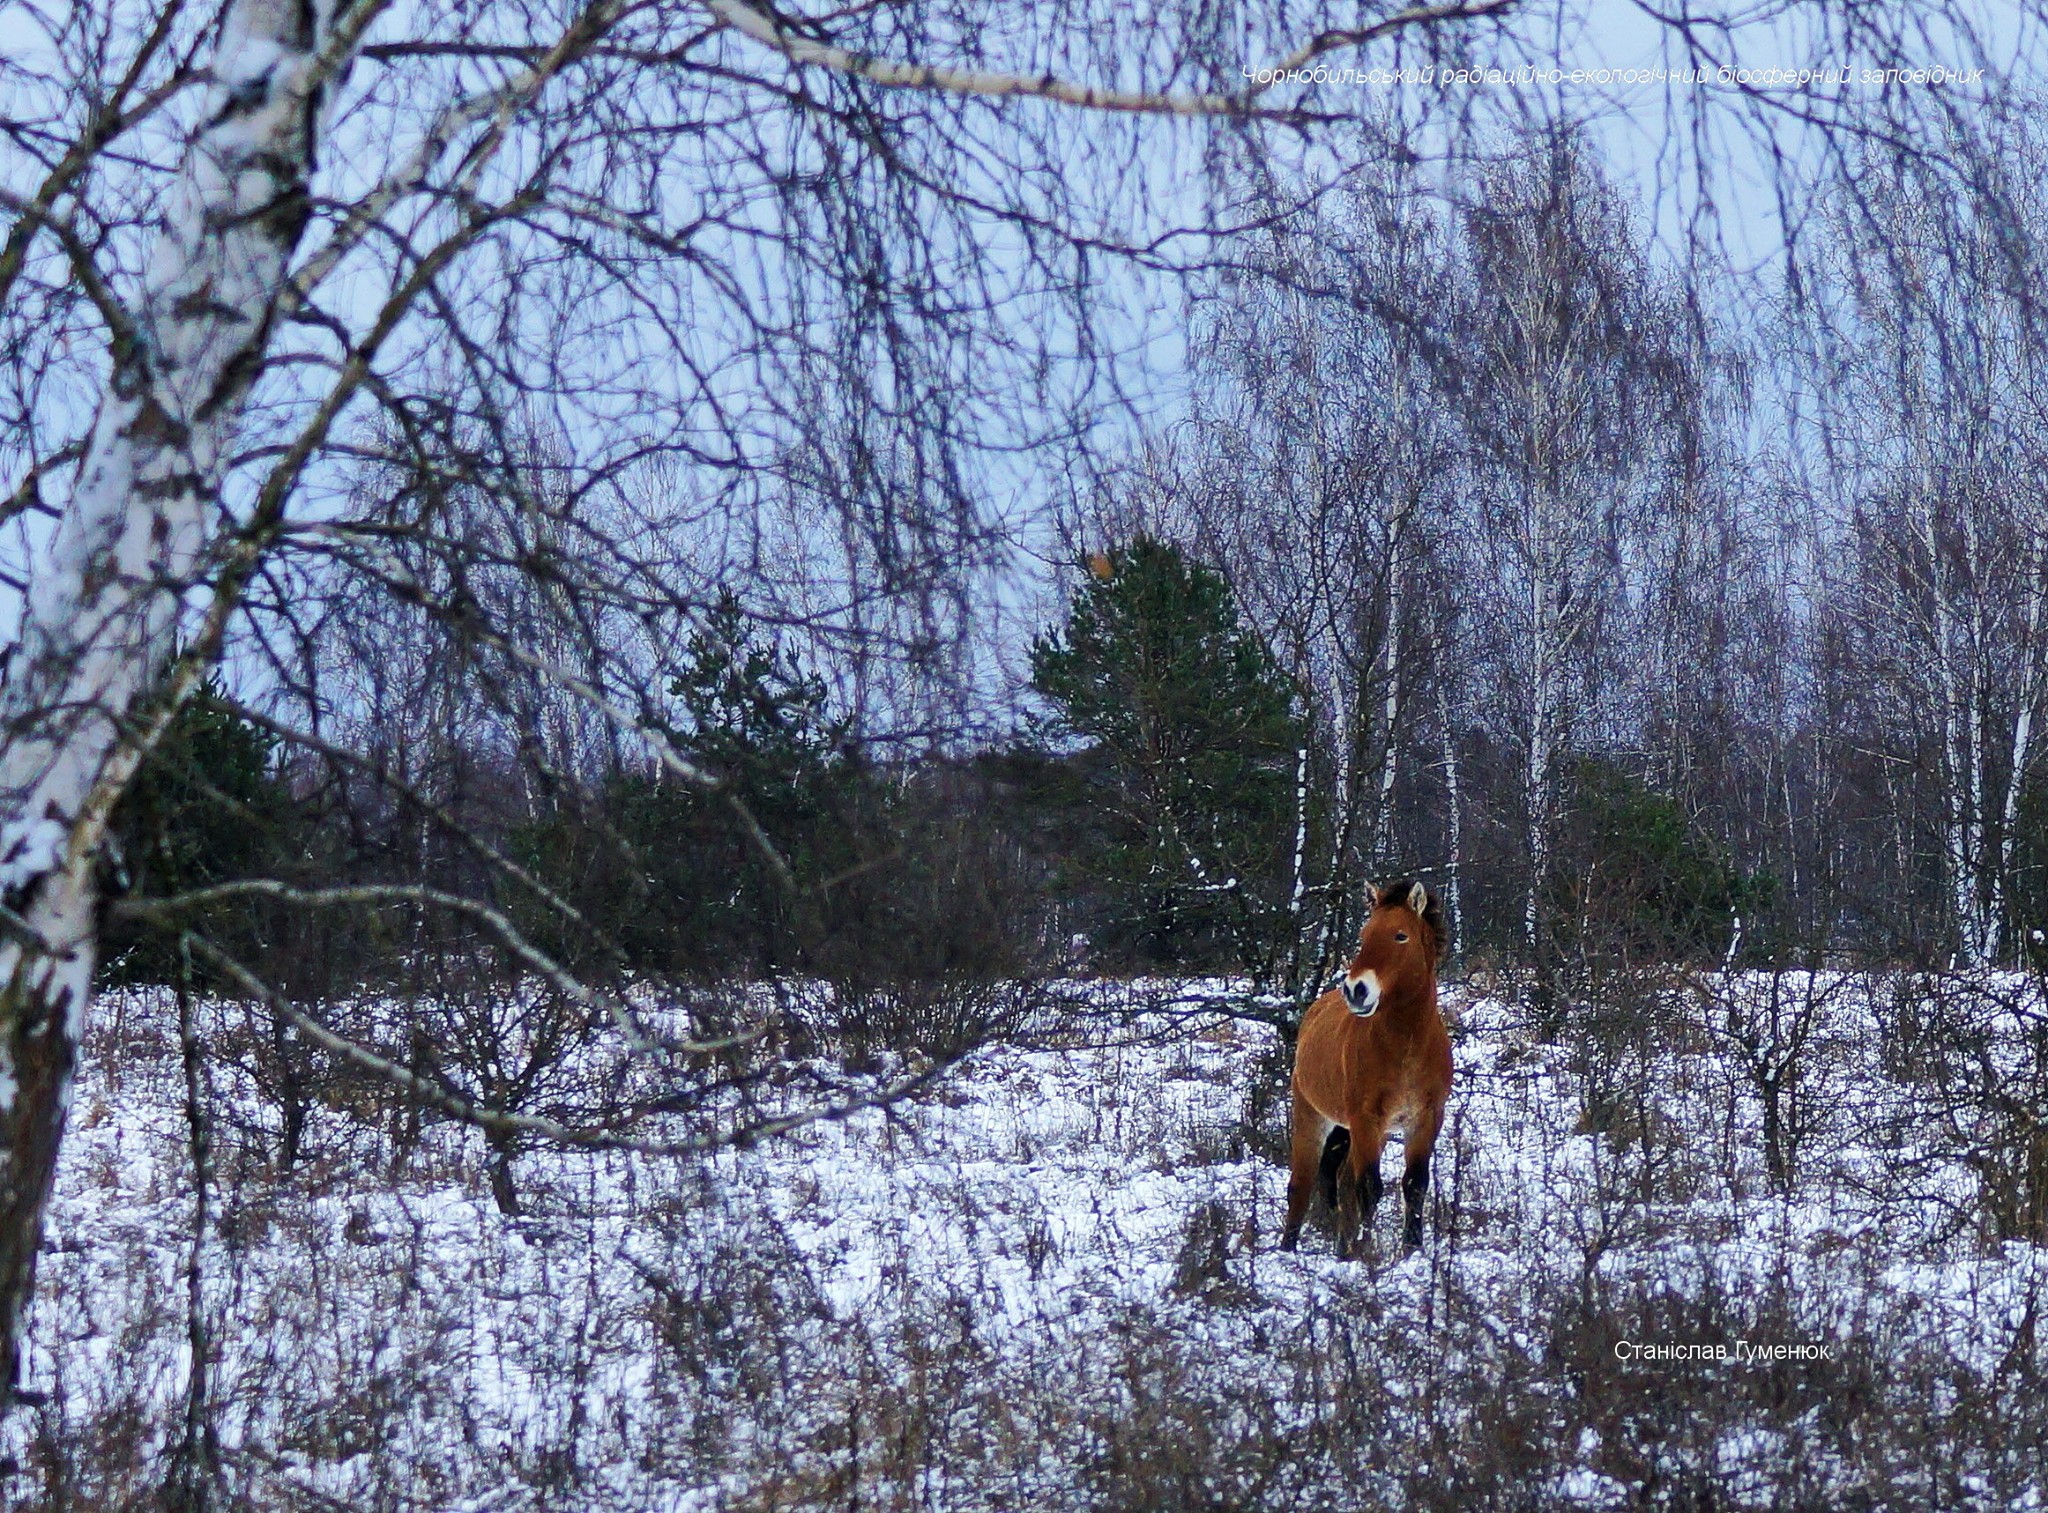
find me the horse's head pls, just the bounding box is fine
[1341,879,1442,1016]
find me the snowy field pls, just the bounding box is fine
[5,974,2046,1510]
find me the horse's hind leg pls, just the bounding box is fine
[1400,1101,1445,1252]
[1280,1090,1328,1252]
[1317,1125,1351,1214]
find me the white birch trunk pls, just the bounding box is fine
[1307,700,1361,992]
[1370,513,1405,868]
[1960,508,1992,962]
[1919,489,1990,965]
[1523,472,1555,961]
[0,0,361,1404]
[1284,742,1309,990]
[1996,531,2048,960]
[1436,657,1464,964]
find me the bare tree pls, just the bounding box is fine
[1443,127,1697,985]
[0,0,391,1408]
[1814,128,2048,964]
[1166,167,1461,994]
[0,0,1527,1410]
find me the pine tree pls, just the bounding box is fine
[670,591,852,835]
[119,685,280,889]
[1030,536,1301,973]
[103,679,291,984]
[519,592,859,973]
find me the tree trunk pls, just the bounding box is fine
[1437,665,1465,965]
[1996,531,2047,962]
[0,0,361,1407]
[1369,509,1407,869]
[1524,504,1556,971]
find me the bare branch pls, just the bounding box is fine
[697,0,1516,115]
[118,878,710,1053]
[180,930,957,1157]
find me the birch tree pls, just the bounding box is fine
[0,0,386,1408]
[1170,171,1459,995]
[1820,136,2048,964]
[1446,128,1695,981]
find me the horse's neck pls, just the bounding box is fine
[1384,978,1439,1024]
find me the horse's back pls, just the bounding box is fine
[1294,986,1352,1058]
[1292,988,1354,1112]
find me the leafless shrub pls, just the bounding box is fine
[1882,971,2048,1244]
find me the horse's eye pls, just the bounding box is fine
[1395,931,1409,943]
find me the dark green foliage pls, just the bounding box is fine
[2006,769,2048,967]
[1028,536,1303,974]
[1550,758,1770,967]
[514,600,1058,996]
[514,593,863,975]
[102,680,293,984]
[670,592,856,837]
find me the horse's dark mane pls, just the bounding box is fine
[1371,877,1447,961]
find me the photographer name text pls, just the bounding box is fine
[1240,63,1985,90]
[1614,1339,1840,1364]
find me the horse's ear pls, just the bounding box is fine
[1363,881,1382,911]
[1407,880,1429,914]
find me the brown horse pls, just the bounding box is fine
[1280,879,1451,1257]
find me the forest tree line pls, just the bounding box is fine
[100,119,2048,1007]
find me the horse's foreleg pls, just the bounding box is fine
[1281,1091,1327,1252]
[1401,1101,1445,1252]
[1341,1115,1387,1261]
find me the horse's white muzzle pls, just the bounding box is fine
[1343,970,1381,1016]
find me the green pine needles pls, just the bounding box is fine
[1030,536,1303,975]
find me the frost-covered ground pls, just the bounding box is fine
[5,974,2046,1510]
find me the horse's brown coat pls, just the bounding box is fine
[1280,879,1452,1257]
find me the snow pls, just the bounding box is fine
[3,973,2045,1507]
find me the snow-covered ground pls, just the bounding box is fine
[6,974,2045,1509]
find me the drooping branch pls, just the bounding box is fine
[698,0,1517,115]
[0,0,197,319]
[117,879,706,1053]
